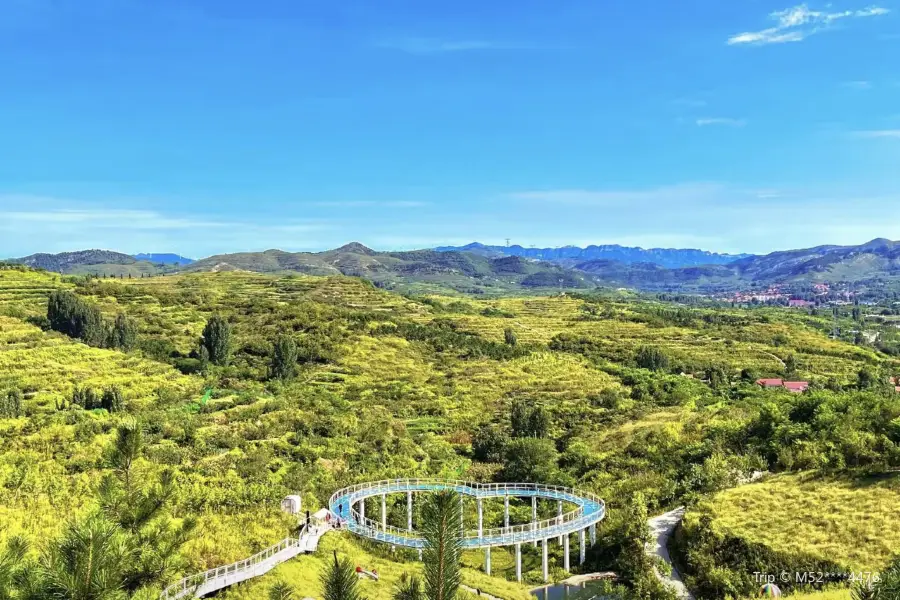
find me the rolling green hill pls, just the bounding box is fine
[185,243,592,294]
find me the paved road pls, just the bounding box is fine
[646,508,694,600]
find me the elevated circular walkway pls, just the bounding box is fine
[328,479,606,549]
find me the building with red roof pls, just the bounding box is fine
[783,381,810,393]
[757,378,785,388]
[757,378,809,393]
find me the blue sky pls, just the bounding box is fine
[1,0,899,258]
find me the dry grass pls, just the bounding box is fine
[700,472,900,570]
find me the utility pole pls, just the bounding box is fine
[505,238,511,247]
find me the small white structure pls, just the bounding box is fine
[281,495,302,515]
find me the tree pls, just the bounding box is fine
[269,581,298,600]
[421,491,462,600]
[510,399,531,438]
[858,368,877,391]
[24,513,129,600]
[97,420,196,592]
[784,354,798,378]
[635,346,670,372]
[0,535,28,600]
[705,365,729,390]
[527,405,550,438]
[501,438,559,483]
[201,315,232,366]
[1,389,22,418]
[72,386,101,410]
[472,425,508,463]
[320,551,363,600]
[392,573,423,600]
[47,290,106,347]
[270,334,300,381]
[593,493,653,586]
[110,314,137,351]
[503,328,518,347]
[510,400,549,438]
[101,386,125,413]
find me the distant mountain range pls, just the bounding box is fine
[6,250,182,276]
[7,238,900,295]
[435,242,752,268]
[183,243,590,293]
[133,253,194,265]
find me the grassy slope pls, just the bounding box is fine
[696,472,900,570]
[219,532,534,600]
[1,269,898,598]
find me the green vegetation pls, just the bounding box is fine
[2,266,900,599]
[422,491,463,600]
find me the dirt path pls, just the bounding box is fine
[646,507,694,600]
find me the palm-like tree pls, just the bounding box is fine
[421,491,463,600]
[320,550,363,600]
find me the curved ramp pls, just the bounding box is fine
[329,479,605,548]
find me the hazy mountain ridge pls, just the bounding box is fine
[8,238,900,294]
[435,242,753,268]
[133,253,194,265]
[184,244,590,292]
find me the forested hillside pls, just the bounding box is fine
[1,263,899,599]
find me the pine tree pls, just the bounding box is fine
[421,491,462,600]
[201,315,232,366]
[110,314,137,351]
[320,551,363,600]
[270,334,300,381]
[3,389,22,418]
[101,386,125,413]
[392,573,424,600]
[269,581,297,600]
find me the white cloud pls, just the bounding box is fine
[0,202,332,257]
[842,80,872,90]
[854,130,900,138]
[696,117,747,127]
[728,4,890,46]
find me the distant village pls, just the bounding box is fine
[719,282,871,307]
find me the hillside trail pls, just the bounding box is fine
[646,507,694,600]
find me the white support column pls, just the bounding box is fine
[590,523,597,546]
[360,498,365,522]
[381,494,387,531]
[579,528,586,565]
[477,499,483,536]
[542,538,549,583]
[504,495,510,528]
[532,497,538,547]
[563,534,570,572]
[485,547,491,575]
[557,500,564,543]
[407,491,413,531]
[515,543,522,582]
